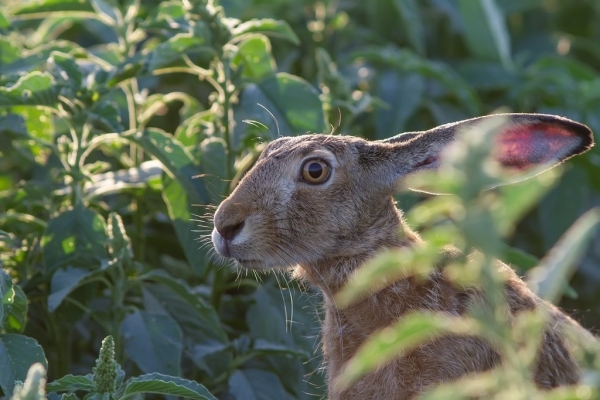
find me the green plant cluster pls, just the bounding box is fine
[1,0,600,399]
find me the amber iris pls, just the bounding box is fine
[301,159,330,184]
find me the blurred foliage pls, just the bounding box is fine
[0,0,599,398]
[336,118,600,399]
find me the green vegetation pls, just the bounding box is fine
[1,0,599,398]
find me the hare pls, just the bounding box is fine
[211,113,595,399]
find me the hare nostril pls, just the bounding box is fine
[218,220,245,241]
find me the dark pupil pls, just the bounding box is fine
[308,162,323,179]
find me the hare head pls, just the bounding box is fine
[211,113,593,289]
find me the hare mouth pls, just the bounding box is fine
[234,258,264,268]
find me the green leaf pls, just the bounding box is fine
[336,313,479,389]
[232,35,277,81]
[0,71,60,107]
[140,271,227,343]
[161,175,210,276]
[10,106,55,143]
[231,19,300,45]
[49,51,83,89]
[118,373,216,400]
[145,33,208,71]
[120,310,183,376]
[59,394,81,400]
[228,369,287,400]
[46,375,95,392]
[393,0,425,55]
[0,334,47,396]
[527,208,600,304]
[0,269,14,326]
[374,71,425,139]
[354,47,480,115]
[12,0,94,14]
[88,100,123,133]
[0,114,29,139]
[90,0,121,26]
[494,168,562,236]
[0,9,10,29]
[458,0,513,69]
[199,137,228,203]
[537,168,591,249]
[233,73,326,150]
[249,339,310,360]
[4,285,28,334]
[0,37,20,65]
[335,245,444,308]
[48,266,95,312]
[122,128,209,204]
[501,245,539,272]
[42,204,109,274]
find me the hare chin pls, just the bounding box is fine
[234,257,293,271]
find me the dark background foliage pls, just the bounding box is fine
[1,0,599,398]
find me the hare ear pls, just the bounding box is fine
[385,113,594,181]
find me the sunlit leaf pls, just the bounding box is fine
[0,71,60,107]
[42,204,109,274]
[232,34,277,81]
[527,208,600,304]
[337,313,480,389]
[231,19,299,45]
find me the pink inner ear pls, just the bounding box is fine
[494,123,580,170]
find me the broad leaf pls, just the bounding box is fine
[48,266,95,312]
[458,0,513,68]
[354,47,480,115]
[393,0,425,55]
[0,114,29,139]
[250,339,310,359]
[232,35,277,81]
[0,334,47,396]
[140,271,227,343]
[161,175,210,276]
[122,128,209,204]
[0,71,60,107]
[46,375,95,392]
[12,0,94,14]
[3,285,27,333]
[374,71,425,139]
[120,310,183,376]
[199,137,228,203]
[231,19,299,45]
[42,204,109,274]
[118,373,216,399]
[527,209,600,304]
[233,73,326,150]
[0,270,13,326]
[145,33,209,71]
[337,313,479,389]
[228,369,287,400]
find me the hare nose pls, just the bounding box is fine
[218,220,245,241]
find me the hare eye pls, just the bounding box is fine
[301,159,331,184]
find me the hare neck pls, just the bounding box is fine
[293,198,420,295]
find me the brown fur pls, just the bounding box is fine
[211,114,595,399]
